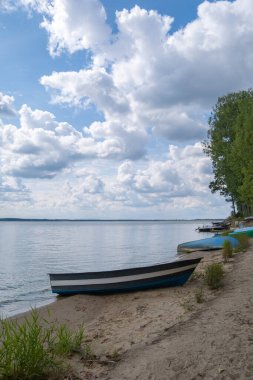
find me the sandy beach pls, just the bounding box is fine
[12,242,253,379]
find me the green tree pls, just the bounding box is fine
[231,98,253,213]
[203,89,253,215]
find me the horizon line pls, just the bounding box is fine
[0,217,224,222]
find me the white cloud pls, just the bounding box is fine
[40,0,253,147]
[0,102,148,179]
[0,175,32,203]
[41,67,130,117]
[116,143,211,201]
[0,92,16,117]
[2,0,247,217]
[40,0,111,56]
[0,105,94,178]
[0,0,49,13]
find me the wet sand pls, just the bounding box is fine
[12,243,253,379]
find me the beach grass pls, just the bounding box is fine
[205,263,224,289]
[0,309,89,380]
[222,240,233,262]
[234,233,250,252]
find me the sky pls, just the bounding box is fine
[0,0,252,220]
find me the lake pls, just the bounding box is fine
[0,220,210,317]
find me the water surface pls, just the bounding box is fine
[0,220,210,317]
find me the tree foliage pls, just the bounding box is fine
[203,89,253,215]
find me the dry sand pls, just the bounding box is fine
[13,243,253,379]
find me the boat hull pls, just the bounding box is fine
[177,236,239,253]
[49,258,202,295]
[230,226,253,238]
[196,225,228,233]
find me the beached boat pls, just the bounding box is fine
[177,235,239,253]
[49,257,202,295]
[229,226,253,238]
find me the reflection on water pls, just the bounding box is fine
[0,220,210,317]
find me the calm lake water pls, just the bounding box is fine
[0,220,210,317]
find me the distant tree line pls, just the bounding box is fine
[203,89,253,216]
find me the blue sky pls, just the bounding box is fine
[0,0,252,219]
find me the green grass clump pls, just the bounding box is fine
[233,233,250,252]
[0,310,89,380]
[205,263,224,289]
[223,240,233,262]
[53,323,84,356]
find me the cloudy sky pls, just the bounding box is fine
[0,0,252,219]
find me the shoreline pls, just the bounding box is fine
[9,244,253,379]
[8,250,206,321]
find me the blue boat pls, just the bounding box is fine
[177,235,239,253]
[229,226,253,238]
[49,257,202,295]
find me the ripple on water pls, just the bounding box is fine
[0,220,209,316]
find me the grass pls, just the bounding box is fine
[108,349,121,361]
[233,233,250,252]
[223,240,233,262]
[53,323,84,356]
[0,310,90,380]
[205,263,224,289]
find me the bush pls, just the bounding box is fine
[205,263,224,289]
[234,233,250,252]
[223,240,233,262]
[0,310,88,380]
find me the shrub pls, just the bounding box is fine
[234,233,250,252]
[223,240,233,262]
[205,263,224,289]
[0,310,89,380]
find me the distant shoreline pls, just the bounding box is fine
[0,218,223,222]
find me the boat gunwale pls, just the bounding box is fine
[49,257,202,280]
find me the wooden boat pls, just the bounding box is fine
[49,257,202,295]
[177,235,239,253]
[229,226,253,238]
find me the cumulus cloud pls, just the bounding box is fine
[6,0,253,146]
[0,92,16,117]
[1,0,247,217]
[0,105,92,178]
[64,142,218,214]
[0,175,31,203]
[40,0,111,56]
[116,143,211,202]
[39,0,253,146]
[0,103,148,179]
[41,67,130,117]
